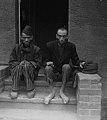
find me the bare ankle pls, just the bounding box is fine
[44,92,55,104]
[59,91,69,104]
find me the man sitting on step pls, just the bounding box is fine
[44,27,85,104]
[9,25,42,99]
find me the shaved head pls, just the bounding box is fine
[57,28,67,36]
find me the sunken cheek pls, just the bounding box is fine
[59,38,66,41]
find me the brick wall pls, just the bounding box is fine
[77,72,102,120]
[0,0,15,64]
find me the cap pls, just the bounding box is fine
[22,25,33,36]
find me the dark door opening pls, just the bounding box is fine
[20,0,68,60]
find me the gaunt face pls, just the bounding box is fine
[21,33,33,46]
[56,29,68,45]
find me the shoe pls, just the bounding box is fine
[27,89,35,99]
[10,91,18,99]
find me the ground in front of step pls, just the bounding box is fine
[0,102,77,120]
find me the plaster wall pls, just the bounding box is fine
[69,0,107,98]
[0,0,15,64]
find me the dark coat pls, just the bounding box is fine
[45,40,80,73]
[9,43,42,71]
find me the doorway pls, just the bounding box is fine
[20,0,68,60]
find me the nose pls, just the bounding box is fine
[60,36,64,40]
[25,38,29,41]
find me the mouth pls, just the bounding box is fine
[23,41,30,44]
[60,39,65,42]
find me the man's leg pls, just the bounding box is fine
[60,64,71,104]
[10,64,22,99]
[44,66,56,104]
[23,62,35,98]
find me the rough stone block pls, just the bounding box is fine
[77,108,90,115]
[78,95,90,102]
[77,72,101,84]
[79,79,91,84]
[78,101,101,109]
[79,89,101,95]
[78,84,90,89]
[78,95,101,102]
[89,96,101,102]
[77,115,101,120]
[90,109,101,116]
[91,83,102,89]
[78,83,102,89]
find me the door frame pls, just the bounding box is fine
[17,0,70,44]
[15,0,21,44]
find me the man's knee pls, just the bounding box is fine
[24,62,32,70]
[62,64,70,72]
[12,64,22,73]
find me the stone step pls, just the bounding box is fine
[0,102,77,120]
[0,66,74,87]
[0,86,76,105]
[1,67,76,105]
[4,75,74,88]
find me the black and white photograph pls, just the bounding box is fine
[0,0,107,120]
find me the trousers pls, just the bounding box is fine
[11,62,37,91]
[45,64,72,82]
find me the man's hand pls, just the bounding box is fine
[24,60,30,64]
[20,60,30,66]
[80,62,85,68]
[20,61,25,66]
[46,61,54,67]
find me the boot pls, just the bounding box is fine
[10,91,18,99]
[27,89,35,99]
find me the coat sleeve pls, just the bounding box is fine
[71,44,80,66]
[9,44,20,70]
[43,42,52,66]
[30,46,42,70]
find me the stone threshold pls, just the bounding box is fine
[0,89,77,105]
[4,76,74,87]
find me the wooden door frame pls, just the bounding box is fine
[16,0,70,44]
[15,0,20,44]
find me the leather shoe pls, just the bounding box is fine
[27,89,35,99]
[10,91,18,99]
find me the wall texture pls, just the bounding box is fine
[0,0,15,64]
[69,0,107,98]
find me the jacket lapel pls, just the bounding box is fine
[53,41,68,63]
[60,42,68,62]
[53,41,60,61]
